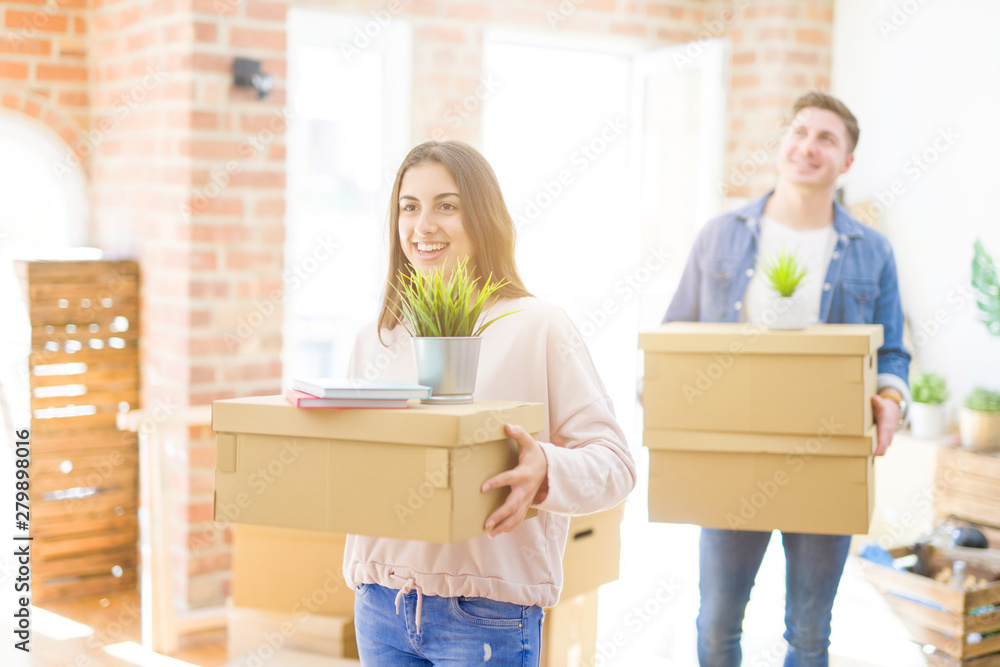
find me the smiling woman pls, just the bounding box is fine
[344,140,637,666]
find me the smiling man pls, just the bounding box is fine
[664,92,911,666]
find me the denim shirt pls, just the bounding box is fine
[664,191,911,394]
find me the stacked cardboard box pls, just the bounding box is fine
[227,525,357,663]
[640,323,882,535]
[541,502,625,667]
[213,396,545,542]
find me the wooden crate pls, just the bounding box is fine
[16,260,141,603]
[936,446,1000,530]
[861,545,1000,660]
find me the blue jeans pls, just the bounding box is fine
[354,583,545,666]
[697,528,852,667]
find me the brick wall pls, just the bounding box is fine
[1,0,834,614]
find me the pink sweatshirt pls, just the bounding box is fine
[342,297,636,608]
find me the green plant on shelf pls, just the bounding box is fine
[972,239,1000,336]
[391,257,520,338]
[761,249,807,298]
[964,388,1000,414]
[911,372,948,405]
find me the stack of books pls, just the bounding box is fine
[284,379,431,409]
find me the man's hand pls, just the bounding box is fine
[872,393,901,456]
[481,424,549,538]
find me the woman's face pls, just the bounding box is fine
[398,162,476,276]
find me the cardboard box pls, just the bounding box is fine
[227,603,358,661]
[647,429,876,534]
[232,525,354,617]
[540,590,599,667]
[561,503,624,600]
[640,323,882,436]
[640,323,882,535]
[213,396,545,543]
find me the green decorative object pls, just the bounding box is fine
[392,257,519,338]
[972,239,1000,337]
[965,388,1000,414]
[762,249,808,298]
[911,373,948,405]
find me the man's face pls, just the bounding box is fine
[776,107,854,189]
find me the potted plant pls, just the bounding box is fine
[761,249,809,330]
[960,388,1000,451]
[909,372,949,439]
[392,258,519,404]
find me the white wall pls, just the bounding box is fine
[832,0,1000,411]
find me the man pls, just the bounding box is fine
[664,91,910,666]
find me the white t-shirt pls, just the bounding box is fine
[743,214,838,325]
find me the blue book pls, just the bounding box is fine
[291,378,431,400]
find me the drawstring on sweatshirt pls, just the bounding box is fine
[391,574,424,634]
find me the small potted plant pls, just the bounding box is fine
[909,372,949,439]
[761,249,809,330]
[960,388,1000,451]
[392,258,519,404]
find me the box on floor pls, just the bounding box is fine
[640,323,882,535]
[213,397,544,543]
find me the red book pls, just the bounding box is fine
[284,388,410,409]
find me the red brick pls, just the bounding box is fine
[731,74,761,89]
[758,27,788,41]
[229,170,285,189]
[189,363,215,383]
[194,22,218,43]
[409,0,438,15]
[57,90,89,106]
[2,93,19,109]
[37,63,87,81]
[190,251,217,271]
[226,250,281,271]
[246,0,288,21]
[732,51,756,66]
[0,62,29,79]
[267,143,285,161]
[23,99,41,117]
[240,111,287,133]
[74,16,86,34]
[230,26,286,51]
[446,3,493,21]
[806,6,834,22]
[260,223,284,244]
[188,528,219,550]
[190,280,230,299]
[181,139,246,159]
[785,50,818,65]
[796,28,830,46]
[415,25,466,44]
[188,502,215,523]
[611,23,647,38]
[191,110,219,130]
[192,52,229,73]
[5,11,68,33]
[656,27,692,43]
[0,37,52,55]
[646,4,684,20]
[255,198,285,217]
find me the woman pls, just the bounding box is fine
[346,140,636,666]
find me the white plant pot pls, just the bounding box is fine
[909,402,946,440]
[959,408,1000,451]
[763,295,811,330]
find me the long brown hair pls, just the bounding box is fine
[377,141,532,338]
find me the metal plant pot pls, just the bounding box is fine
[412,336,483,404]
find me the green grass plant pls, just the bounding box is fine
[761,249,807,298]
[911,372,948,405]
[965,388,1000,414]
[392,258,520,337]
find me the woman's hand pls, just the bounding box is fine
[481,424,549,538]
